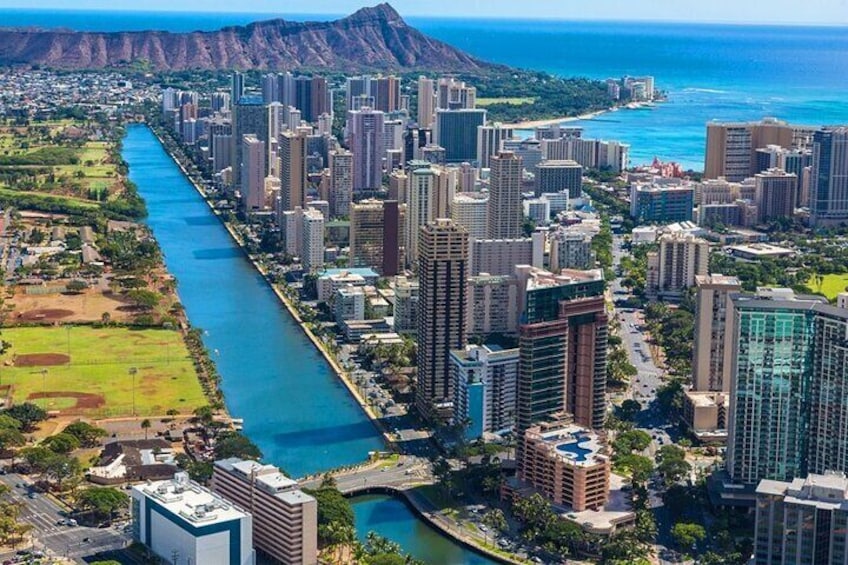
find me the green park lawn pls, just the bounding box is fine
[476,97,536,106]
[806,274,848,300]
[0,326,207,418]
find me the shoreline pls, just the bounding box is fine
[508,101,655,130]
[148,125,394,452]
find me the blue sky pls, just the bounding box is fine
[2,0,847,25]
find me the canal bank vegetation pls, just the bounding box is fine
[305,476,425,565]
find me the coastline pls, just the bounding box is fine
[148,125,394,451]
[508,101,655,130]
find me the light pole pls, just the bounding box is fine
[129,367,138,417]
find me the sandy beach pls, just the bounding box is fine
[509,108,611,130]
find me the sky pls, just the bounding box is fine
[2,0,847,25]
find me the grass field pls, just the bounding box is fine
[806,274,848,300]
[0,326,207,418]
[476,97,536,107]
[0,124,122,201]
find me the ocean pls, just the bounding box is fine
[3,9,848,169]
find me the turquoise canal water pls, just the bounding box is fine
[123,124,383,478]
[123,124,495,564]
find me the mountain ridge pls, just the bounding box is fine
[0,3,498,72]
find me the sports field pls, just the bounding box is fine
[0,326,206,418]
[806,273,848,300]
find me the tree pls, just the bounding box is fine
[77,487,128,523]
[671,522,706,554]
[140,418,151,440]
[65,280,89,294]
[63,421,107,447]
[213,431,262,460]
[657,445,692,486]
[615,399,642,421]
[41,432,81,454]
[309,486,354,533]
[482,508,507,545]
[193,405,215,427]
[4,403,48,432]
[612,429,652,455]
[126,289,160,311]
[614,454,654,483]
[44,454,82,491]
[0,427,25,453]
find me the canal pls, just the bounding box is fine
[124,124,497,564]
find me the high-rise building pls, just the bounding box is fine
[535,160,583,198]
[516,267,607,433]
[704,118,815,181]
[477,123,515,170]
[328,149,353,218]
[405,162,456,266]
[755,472,848,565]
[240,135,266,211]
[347,107,386,192]
[350,199,406,276]
[373,75,401,113]
[810,127,848,227]
[437,78,476,110]
[278,130,307,213]
[692,275,742,393]
[131,472,255,565]
[450,344,519,439]
[417,76,436,128]
[646,232,710,297]
[755,168,798,223]
[550,230,596,271]
[231,96,268,188]
[301,208,325,271]
[393,276,419,335]
[502,138,543,173]
[261,73,279,105]
[212,458,318,565]
[433,109,487,163]
[467,274,520,337]
[487,151,524,240]
[416,219,469,419]
[470,237,540,277]
[230,71,245,106]
[451,192,489,241]
[541,137,629,173]
[630,183,695,223]
[726,289,848,487]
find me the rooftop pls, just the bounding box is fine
[318,268,379,280]
[521,266,604,292]
[135,473,248,526]
[533,424,606,467]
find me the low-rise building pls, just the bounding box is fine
[316,268,379,302]
[131,472,255,565]
[518,418,610,511]
[211,459,318,565]
[683,391,730,443]
[727,243,795,260]
[334,286,366,324]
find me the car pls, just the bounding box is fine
[27,492,38,499]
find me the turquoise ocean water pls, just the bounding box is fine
[4,9,848,169]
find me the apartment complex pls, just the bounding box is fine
[692,274,742,392]
[211,459,318,565]
[451,192,490,241]
[487,151,524,240]
[755,168,798,223]
[535,160,583,198]
[132,473,255,565]
[630,183,695,223]
[810,127,848,227]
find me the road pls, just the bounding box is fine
[0,473,131,563]
[300,455,433,494]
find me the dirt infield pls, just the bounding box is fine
[17,309,74,321]
[14,353,70,367]
[27,391,105,410]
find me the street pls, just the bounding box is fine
[0,473,131,563]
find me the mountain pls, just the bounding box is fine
[0,4,497,72]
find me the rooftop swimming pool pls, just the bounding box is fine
[554,433,594,462]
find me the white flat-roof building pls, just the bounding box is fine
[131,472,255,565]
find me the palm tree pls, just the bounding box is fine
[140,418,151,440]
[482,509,507,546]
